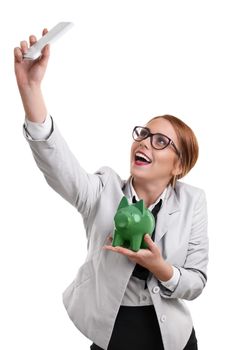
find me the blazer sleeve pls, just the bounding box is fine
[22,116,112,218]
[159,190,209,300]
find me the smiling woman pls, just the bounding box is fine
[131,115,199,191]
[14,28,208,350]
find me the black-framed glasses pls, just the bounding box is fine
[132,126,180,157]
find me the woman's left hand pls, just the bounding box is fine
[103,234,168,276]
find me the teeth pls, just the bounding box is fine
[135,152,152,163]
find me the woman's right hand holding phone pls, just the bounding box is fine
[14,28,50,122]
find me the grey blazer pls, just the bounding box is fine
[23,117,209,350]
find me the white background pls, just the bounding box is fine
[0,0,232,349]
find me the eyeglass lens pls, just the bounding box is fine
[152,134,170,149]
[133,127,170,149]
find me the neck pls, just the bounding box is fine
[132,177,168,207]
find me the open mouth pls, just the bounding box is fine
[134,152,152,165]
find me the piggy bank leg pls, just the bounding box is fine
[130,235,142,252]
[141,233,152,249]
[112,231,124,247]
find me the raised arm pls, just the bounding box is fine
[14,28,112,218]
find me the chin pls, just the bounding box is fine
[130,166,149,180]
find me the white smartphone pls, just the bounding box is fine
[23,22,74,60]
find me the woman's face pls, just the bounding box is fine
[130,118,182,185]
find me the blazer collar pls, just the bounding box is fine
[155,184,180,242]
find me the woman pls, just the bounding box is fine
[14,29,208,350]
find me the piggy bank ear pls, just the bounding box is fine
[134,199,145,214]
[117,196,129,210]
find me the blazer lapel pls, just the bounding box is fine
[155,185,180,243]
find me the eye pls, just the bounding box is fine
[133,127,149,140]
[153,134,169,148]
[157,137,166,145]
[139,129,148,138]
[133,214,140,222]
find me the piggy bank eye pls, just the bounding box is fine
[133,214,140,223]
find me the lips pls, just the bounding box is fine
[134,151,152,165]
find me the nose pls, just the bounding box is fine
[139,138,150,149]
[115,213,129,228]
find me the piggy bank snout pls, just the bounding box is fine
[115,213,130,228]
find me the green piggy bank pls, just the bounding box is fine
[112,196,155,252]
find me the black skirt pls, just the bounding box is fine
[90,305,197,350]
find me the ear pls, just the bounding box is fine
[117,196,129,210]
[134,199,145,214]
[172,158,183,177]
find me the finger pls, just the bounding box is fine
[103,245,118,252]
[103,245,135,257]
[20,40,28,54]
[42,28,48,36]
[38,28,49,64]
[106,235,113,243]
[115,246,136,257]
[40,44,50,64]
[29,35,37,47]
[144,234,156,252]
[14,47,23,63]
